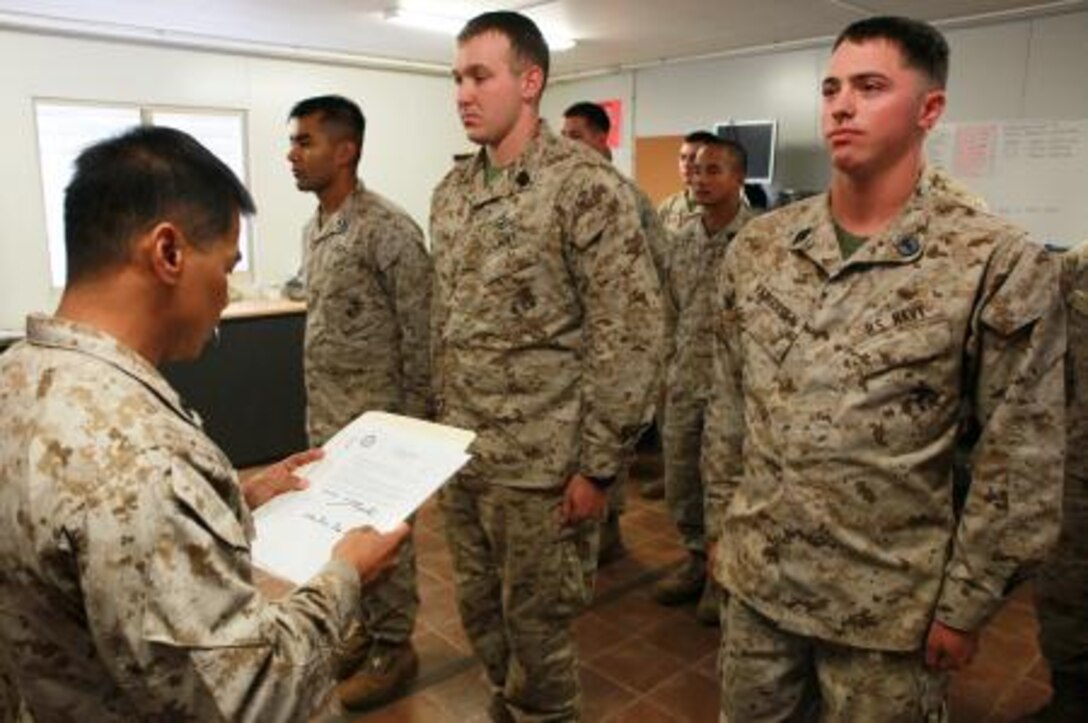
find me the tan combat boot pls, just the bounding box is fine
[653,552,706,605]
[336,640,419,711]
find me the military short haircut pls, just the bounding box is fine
[564,102,611,135]
[458,11,550,88]
[288,94,366,149]
[684,130,719,145]
[64,125,255,284]
[834,16,949,88]
[702,136,748,175]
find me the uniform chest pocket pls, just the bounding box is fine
[743,305,800,366]
[481,246,538,284]
[851,318,954,380]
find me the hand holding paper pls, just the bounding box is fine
[252,412,474,584]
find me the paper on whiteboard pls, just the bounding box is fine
[251,412,473,584]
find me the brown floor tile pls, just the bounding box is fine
[575,610,640,661]
[594,589,689,632]
[581,665,639,721]
[416,665,493,723]
[639,607,722,661]
[604,697,682,723]
[585,636,688,694]
[645,669,721,723]
[412,629,466,677]
[991,677,1052,722]
[346,690,459,723]
[416,582,462,629]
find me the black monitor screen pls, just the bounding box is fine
[714,120,777,184]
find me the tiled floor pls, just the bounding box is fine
[256,453,1054,722]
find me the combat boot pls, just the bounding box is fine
[337,640,419,711]
[653,552,706,605]
[640,478,665,500]
[598,511,627,566]
[696,578,724,626]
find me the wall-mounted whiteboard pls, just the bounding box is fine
[926,119,1088,248]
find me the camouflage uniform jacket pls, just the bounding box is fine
[657,188,699,235]
[1063,242,1088,471]
[665,204,757,407]
[0,315,360,722]
[430,122,665,489]
[702,167,1065,651]
[303,182,432,444]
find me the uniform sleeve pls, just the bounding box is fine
[79,449,361,723]
[376,219,434,419]
[935,241,1066,632]
[562,168,666,478]
[701,241,746,547]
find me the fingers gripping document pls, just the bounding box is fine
[252,411,474,584]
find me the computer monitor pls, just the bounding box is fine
[714,120,777,185]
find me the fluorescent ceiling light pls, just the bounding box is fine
[384,8,576,51]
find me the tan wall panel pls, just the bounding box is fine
[635,134,685,206]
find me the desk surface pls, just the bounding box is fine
[222,299,306,320]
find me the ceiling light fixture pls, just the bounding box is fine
[384,8,576,52]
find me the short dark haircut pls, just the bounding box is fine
[834,16,949,88]
[701,136,748,175]
[288,94,366,151]
[563,102,610,134]
[64,125,254,284]
[458,11,550,88]
[683,130,719,145]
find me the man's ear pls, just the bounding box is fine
[520,64,545,104]
[335,139,360,169]
[147,222,185,286]
[918,87,946,132]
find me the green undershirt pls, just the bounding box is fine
[834,222,869,260]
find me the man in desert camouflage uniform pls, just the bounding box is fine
[657,130,718,235]
[287,94,432,710]
[0,126,406,722]
[1027,241,1088,722]
[653,137,755,625]
[703,17,1065,721]
[561,100,672,559]
[432,12,664,721]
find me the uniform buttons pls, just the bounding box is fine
[896,236,920,257]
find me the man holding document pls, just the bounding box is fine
[430,11,665,721]
[0,126,407,721]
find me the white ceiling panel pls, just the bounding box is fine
[0,0,1083,76]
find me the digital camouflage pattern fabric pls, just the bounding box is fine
[430,122,664,720]
[303,182,432,441]
[431,122,664,491]
[703,167,1066,651]
[301,182,431,648]
[657,188,700,236]
[1035,240,1088,678]
[663,205,757,553]
[0,315,360,722]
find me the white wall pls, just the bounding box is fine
[551,9,1088,195]
[0,29,467,328]
[4,11,1088,327]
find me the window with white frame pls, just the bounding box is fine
[34,101,251,287]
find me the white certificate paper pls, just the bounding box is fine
[251,411,474,584]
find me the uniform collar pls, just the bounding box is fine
[788,169,935,279]
[463,120,558,208]
[309,181,366,243]
[697,203,756,245]
[25,314,203,429]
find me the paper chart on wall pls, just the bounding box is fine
[252,411,474,584]
[926,119,1088,247]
